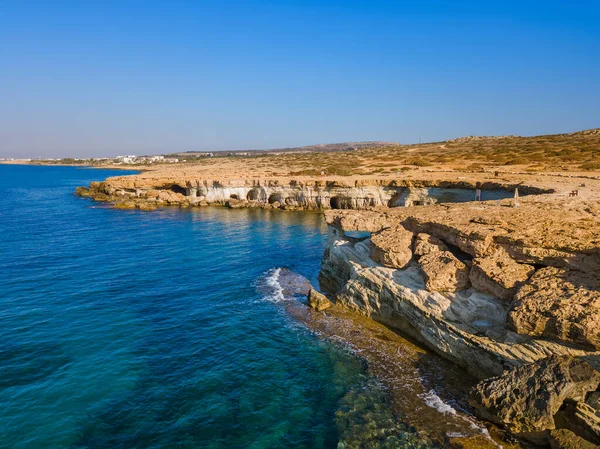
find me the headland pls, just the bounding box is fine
[75,129,600,448]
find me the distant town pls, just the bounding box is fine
[0,141,398,166]
[0,155,181,166]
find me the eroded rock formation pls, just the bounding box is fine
[468,355,600,445]
[370,226,413,269]
[417,250,470,292]
[319,194,600,446]
[78,164,600,446]
[76,173,545,214]
[508,268,600,350]
[413,233,448,256]
[469,248,534,301]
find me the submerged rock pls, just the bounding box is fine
[137,202,157,211]
[468,355,600,445]
[370,226,413,269]
[418,250,470,292]
[276,269,311,297]
[114,200,137,209]
[307,288,332,311]
[507,267,600,350]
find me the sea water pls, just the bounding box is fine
[0,165,403,449]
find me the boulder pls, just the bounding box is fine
[468,355,600,445]
[418,250,470,292]
[549,429,597,449]
[370,226,414,269]
[412,233,447,257]
[507,267,600,350]
[469,249,534,301]
[554,400,600,445]
[307,288,332,311]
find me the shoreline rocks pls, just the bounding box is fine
[468,355,600,446]
[319,226,600,378]
[307,288,333,311]
[74,174,553,214]
[318,205,600,446]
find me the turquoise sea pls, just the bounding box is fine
[1,165,414,449]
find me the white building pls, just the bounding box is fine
[116,155,137,164]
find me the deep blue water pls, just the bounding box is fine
[0,165,368,449]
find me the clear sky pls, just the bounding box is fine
[1,0,599,158]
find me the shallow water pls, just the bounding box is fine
[0,165,515,449]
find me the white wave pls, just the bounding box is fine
[257,268,286,303]
[446,432,469,438]
[421,390,503,447]
[420,390,457,415]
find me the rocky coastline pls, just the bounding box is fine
[75,172,553,212]
[317,185,600,447]
[77,168,600,448]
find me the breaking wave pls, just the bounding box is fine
[420,389,458,415]
[255,267,312,303]
[257,268,286,303]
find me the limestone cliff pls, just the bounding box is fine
[76,173,550,212]
[319,199,600,379]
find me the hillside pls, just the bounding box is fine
[170,141,398,158]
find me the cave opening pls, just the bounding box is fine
[443,241,474,263]
[247,189,260,201]
[268,193,282,204]
[330,197,341,209]
[170,184,187,195]
[230,194,240,200]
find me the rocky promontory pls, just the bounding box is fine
[75,165,554,212]
[318,176,600,447]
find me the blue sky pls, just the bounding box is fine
[1,0,599,157]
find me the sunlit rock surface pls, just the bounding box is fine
[468,355,600,445]
[319,221,600,379]
[508,267,600,350]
